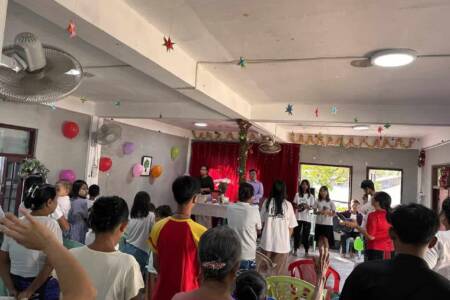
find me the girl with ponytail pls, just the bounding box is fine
[0,184,62,299]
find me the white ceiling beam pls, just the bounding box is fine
[251,103,450,126]
[115,118,192,139]
[17,0,252,120]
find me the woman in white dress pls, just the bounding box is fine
[260,180,297,275]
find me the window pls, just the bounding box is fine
[300,163,352,212]
[367,168,403,207]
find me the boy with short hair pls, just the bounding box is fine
[226,182,262,270]
[87,184,100,209]
[149,176,207,300]
[341,203,450,299]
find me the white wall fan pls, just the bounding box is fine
[0,32,83,103]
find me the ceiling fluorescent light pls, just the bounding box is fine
[194,122,208,127]
[371,49,417,67]
[353,125,370,131]
[65,69,81,75]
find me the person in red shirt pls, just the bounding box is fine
[149,176,207,300]
[365,191,394,261]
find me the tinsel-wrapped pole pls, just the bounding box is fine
[237,119,252,183]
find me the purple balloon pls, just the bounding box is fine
[59,169,76,183]
[123,142,135,155]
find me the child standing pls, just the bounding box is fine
[149,176,207,300]
[313,186,336,248]
[87,185,100,210]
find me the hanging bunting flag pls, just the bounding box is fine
[285,104,294,115]
[163,36,175,51]
[67,20,76,38]
[238,57,247,68]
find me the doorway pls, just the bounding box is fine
[0,123,37,215]
[431,164,450,214]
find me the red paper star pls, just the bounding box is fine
[315,108,319,118]
[67,20,76,38]
[378,126,383,134]
[163,36,175,51]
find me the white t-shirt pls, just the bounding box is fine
[313,200,336,226]
[1,216,62,277]
[125,213,155,253]
[70,246,144,300]
[359,199,375,229]
[226,202,262,260]
[424,230,450,280]
[85,229,119,250]
[293,193,315,222]
[51,196,71,220]
[260,199,297,253]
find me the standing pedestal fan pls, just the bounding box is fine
[0,32,83,103]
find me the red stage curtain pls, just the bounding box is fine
[189,142,300,202]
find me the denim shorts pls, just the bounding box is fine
[239,259,256,271]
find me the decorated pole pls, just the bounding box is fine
[237,119,252,183]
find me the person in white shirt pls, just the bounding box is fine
[70,196,144,300]
[51,180,72,233]
[425,197,450,279]
[0,184,62,299]
[359,180,376,261]
[260,180,297,275]
[313,186,336,248]
[120,191,155,278]
[226,182,262,271]
[292,179,315,257]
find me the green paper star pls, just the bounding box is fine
[238,57,247,68]
[384,123,391,129]
[114,100,121,107]
[353,117,358,123]
[80,97,87,104]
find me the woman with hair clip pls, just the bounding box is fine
[68,180,89,243]
[172,226,241,300]
[0,184,62,299]
[292,179,315,257]
[260,180,298,275]
[70,196,144,300]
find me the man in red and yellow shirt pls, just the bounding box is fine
[149,176,207,300]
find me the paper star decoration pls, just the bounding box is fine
[285,104,294,115]
[114,100,121,107]
[378,126,383,134]
[238,57,247,68]
[314,108,319,118]
[330,106,337,115]
[163,36,175,51]
[353,117,359,123]
[80,97,87,104]
[67,20,76,38]
[50,103,56,110]
[384,122,391,129]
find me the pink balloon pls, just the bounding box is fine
[59,169,76,182]
[123,142,135,155]
[132,163,144,177]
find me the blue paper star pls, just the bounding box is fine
[285,104,294,115]
[331,106,337,114]
[238,57,247,68]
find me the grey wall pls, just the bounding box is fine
[0,101,90,183]
[98,120,189,210]
[300,145,419,203]
[420,143,450,207]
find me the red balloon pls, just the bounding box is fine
[99,156,112,172]
[62,121,79,139]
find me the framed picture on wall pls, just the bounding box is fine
[141,156,153,176]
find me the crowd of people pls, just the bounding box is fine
[0,167,449,299]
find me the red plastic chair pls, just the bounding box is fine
[288,259,340,294]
